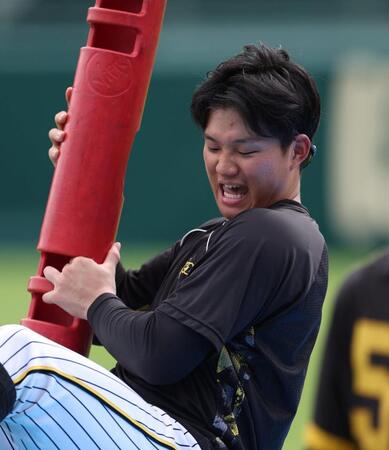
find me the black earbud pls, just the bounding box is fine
[301,144,317,169]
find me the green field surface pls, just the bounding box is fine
[0,244,375,449]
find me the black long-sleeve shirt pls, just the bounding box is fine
[88,201,328,450]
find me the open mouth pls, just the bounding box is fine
[220,184,248,201]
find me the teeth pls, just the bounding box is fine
[224,191,244,199]
[222,184,246,199]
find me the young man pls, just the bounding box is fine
[0,43,327,449]
[306,251,389,450]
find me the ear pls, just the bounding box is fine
[290,134,311,169]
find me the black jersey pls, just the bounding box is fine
[306,251,389,450]
[89,200,328,450]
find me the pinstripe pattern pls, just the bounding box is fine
[0,423,16,449]
[0,325,201,450]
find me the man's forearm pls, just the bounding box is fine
[87,293,212,385]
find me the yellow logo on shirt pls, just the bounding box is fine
[180,260,195,276]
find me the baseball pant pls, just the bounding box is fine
[0,324,201,450]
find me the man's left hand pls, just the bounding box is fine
[42,242,121,320]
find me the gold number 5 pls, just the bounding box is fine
[351,319,389,450]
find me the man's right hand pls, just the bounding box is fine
[48,87,72,167]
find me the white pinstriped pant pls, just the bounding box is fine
[0,325,201,450]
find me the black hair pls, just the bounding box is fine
[191,43,320,156]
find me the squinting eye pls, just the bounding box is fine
[238,150,258,156]
[208,147,220,152]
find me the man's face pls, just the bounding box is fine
[203,108,296,219]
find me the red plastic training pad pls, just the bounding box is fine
[21,0,167,356]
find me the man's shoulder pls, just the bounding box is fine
[335,250,389,314]
[224,201,323,248]
[341,251,389,292]
[197,217,226,230]
[364,250,389,279]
